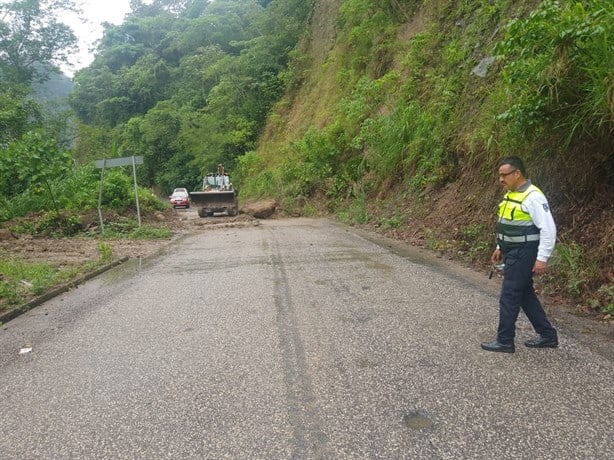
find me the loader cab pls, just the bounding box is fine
[203,172,232,191]
[203,174,215,190]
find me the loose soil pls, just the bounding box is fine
[0,208,259,317]
[0,208,258,266]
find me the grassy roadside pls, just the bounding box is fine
[0,252,104,313]
[0,219,174,318]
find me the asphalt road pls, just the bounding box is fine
[1,217,613,459]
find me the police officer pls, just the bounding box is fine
[481,156,558,353]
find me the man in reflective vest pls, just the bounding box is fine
[481,156,558,353]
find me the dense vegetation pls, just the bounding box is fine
[242,0,613,314]
[1,0,612,314]
[68,0,310,193]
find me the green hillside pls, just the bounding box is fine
[1,0,611,314]
[240,0,613,313]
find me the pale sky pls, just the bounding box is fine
[61,0,134,76]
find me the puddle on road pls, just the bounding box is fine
[98,257,146,284]
[356,357,379,369]
[339,308,378,324]
[403,412,434,429]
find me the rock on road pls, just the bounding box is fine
[1,217,613,459]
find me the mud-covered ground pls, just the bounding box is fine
[0,208,258,266]
[0,208,260,315]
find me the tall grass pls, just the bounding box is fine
[360,103,446,190]
[495,0,614,144]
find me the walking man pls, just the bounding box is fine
[481,156,558,353]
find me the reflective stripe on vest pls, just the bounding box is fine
[497,233,540,243]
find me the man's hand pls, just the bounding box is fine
[533,260,548,275]
[491,248,502,265]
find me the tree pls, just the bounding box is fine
[0,130,72,208]
[69,0,312,190]
[0,84,42,144]
[0,0,79,85]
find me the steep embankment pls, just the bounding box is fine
[246,0,613,314]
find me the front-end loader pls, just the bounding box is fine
[189,165,238,217]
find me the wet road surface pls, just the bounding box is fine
[1,217,613,458]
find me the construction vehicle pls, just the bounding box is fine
[189,164,238,217]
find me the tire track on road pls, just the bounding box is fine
[268,229,331,459]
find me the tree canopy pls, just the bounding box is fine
[1,0,80,203]
[69,0,311,193]
[0,0,79,85]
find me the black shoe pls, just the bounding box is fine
[480,340,515,353]
[524,336,558,348]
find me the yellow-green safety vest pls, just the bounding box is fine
[496,184,541,250]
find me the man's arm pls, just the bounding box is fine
[524,192,556,272]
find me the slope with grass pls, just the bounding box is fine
[239,0,613,315]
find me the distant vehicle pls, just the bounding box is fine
[169,190,190,208]
[189,164,238,217]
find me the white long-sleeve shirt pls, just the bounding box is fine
[508,180,557,262]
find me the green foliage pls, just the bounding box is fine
[128,226,172,239]
[135,187,167,213]
[235,150,270,197]
[379,213,403,229]
[340,73,401,131]
[32,212,83,237]
[97,242,113,263]
[276,155,322,199]
[0,131,73,198]
[0,276,18,306]
[56,167,101,210]
[1,163,163,223]
[0,255,68,307]
[0,85,42,144]
[425,229,454,253]
[593,284,614,315]
[459,224,491,261]
[359,102,447,190]
[98,171,165,214]
[0,130,74,219]
[7,210,82,237]
[69,0,312,193]
[495,0,614,143]
[100,218,171,239]
[338,0,406,77]
[327,155,369,201]
[337,193,370,225]
[99,171,133,210]
[546,241,600,299]
[101,217,140,235]
[0,0,79,85]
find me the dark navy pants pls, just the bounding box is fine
[496,246,557,345]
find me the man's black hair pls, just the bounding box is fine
[498,156,526,176]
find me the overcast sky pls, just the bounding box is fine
[61,0,134,75]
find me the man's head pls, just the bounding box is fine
[497,156,527,191]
